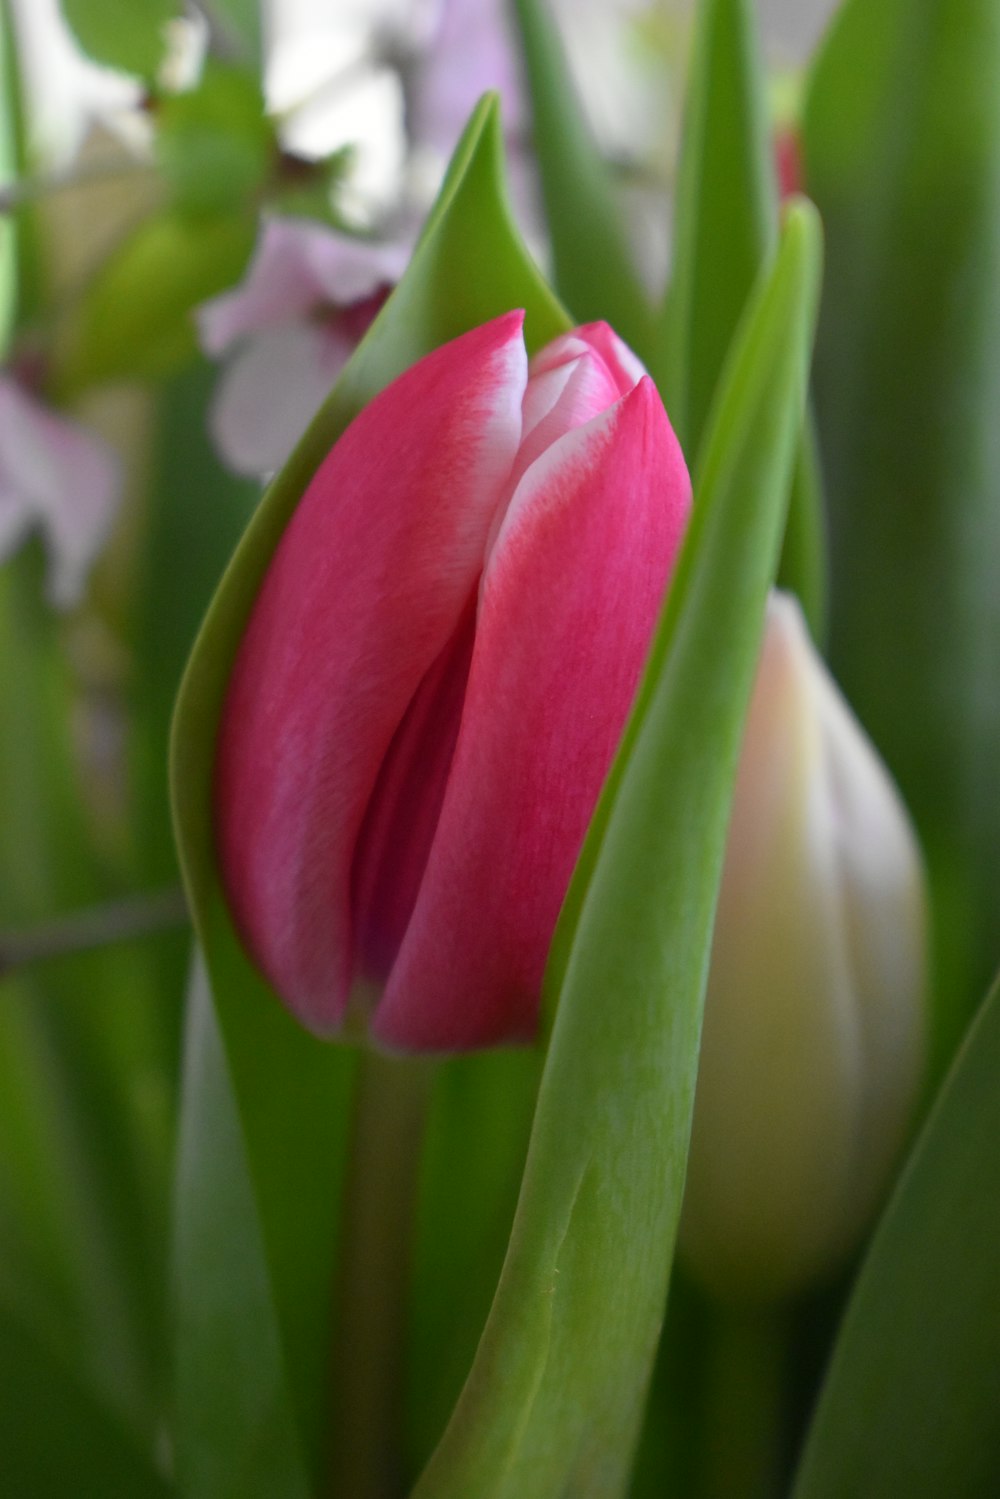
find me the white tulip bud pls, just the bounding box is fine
[680,592,928,1301]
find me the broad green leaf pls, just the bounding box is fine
[155,65,273,216]
[511,0,652,358]
[414,202,821,1499]
[659,0,825,634]
[804,0,1000,1059]
[61,0,179,78]
[170,96,568,1479]
[793,974,1000,1498]
[173,958,313,1499]
[55,210,255,392]
[0,1300,171,1498]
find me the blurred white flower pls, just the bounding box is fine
[0,373,121,607]
[7,0,146,165]
[198,216,409,477]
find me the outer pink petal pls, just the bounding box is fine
[372,376,691,1050]
[215,313,528,1034]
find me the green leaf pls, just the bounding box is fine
[0,1300,171,1498]
[511,0,652,357]
[155,65,273,216]
[803,0,1000,1056]
[657,0,776,450]
[170,95,568,1479]
[173,959,314,1499]
[793,973,1000,1498]
[413,202,822,1499]
[407,1048,543,1472]
[61,0,179,78]
[658,0,825,635]
[55,210,255,392]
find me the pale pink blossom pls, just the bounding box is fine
[198,217,408,478]
[0,374,121,607]
[408,0,525,157]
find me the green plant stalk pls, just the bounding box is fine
[698,1304,787,1499]
[327,1047,436,1499]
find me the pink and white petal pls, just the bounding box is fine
[0,378,121,606]
[513,348,627,490]
[373,377,691,1051]
[208,322,353,478]
[215,313,528,1034]
[529,320,647,396]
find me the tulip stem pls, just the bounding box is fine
[699,1304,788,1499]
[328,1047,436,1499]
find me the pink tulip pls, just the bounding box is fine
[215,313,690,1051]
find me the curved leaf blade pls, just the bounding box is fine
[172,958,313,1499]
[793,974,1000,1499]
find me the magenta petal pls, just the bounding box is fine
[372,377,691,1050]
[215,313,528,1034]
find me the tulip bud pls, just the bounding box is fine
[215,313,691,1051]
[680,592,927,1301]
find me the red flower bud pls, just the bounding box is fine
[215,313,690,1050]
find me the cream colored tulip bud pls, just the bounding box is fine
[680,592,927,1302]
